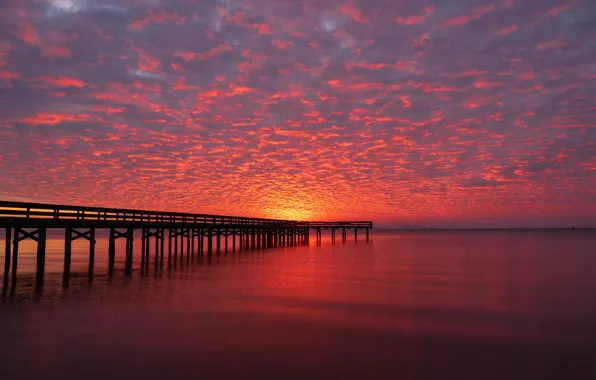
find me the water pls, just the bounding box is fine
[1,230,595,379]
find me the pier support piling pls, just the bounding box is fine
[109,228,116,274]
[64,227,72,279]
[191,229,196,257]
[11,229,19,283]
[186,228,191,260]
[89,228,96,273]
[207,229,213,256]
[34,228,47,288]
[141,228,147,266]
[125,228,133,275]
[178,229,183,258]
[160,228,165,265]
[155,229,160,267]
[4,228,11,281]
[174,228,178,260]
[168,228,173,262]
[198,229,203,255]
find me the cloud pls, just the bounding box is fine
[45,0,83,14]
[0,0,595,227]
[42,0,127,16]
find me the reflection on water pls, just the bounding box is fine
[1,230,596,379]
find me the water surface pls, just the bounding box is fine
[1,230,595,379]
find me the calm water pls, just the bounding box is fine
[1,230,595,379]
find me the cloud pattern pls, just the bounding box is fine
[0,0,595,227]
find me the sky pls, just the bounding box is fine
[0,0,595,228]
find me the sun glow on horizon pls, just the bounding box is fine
[263,207,321,222]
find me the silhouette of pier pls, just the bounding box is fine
[1,201,372,285]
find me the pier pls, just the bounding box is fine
[0,201,372,284]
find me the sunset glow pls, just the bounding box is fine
[0,0,595,227]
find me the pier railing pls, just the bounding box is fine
[0,200,372,229]
[308,221,373,228]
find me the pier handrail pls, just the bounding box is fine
[0,200,372,229]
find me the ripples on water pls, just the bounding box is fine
[1,230,595,379]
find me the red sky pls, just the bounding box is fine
[0,0,595,227]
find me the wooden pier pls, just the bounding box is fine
[0,201,372,284]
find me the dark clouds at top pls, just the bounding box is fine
[0,0,595,227]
